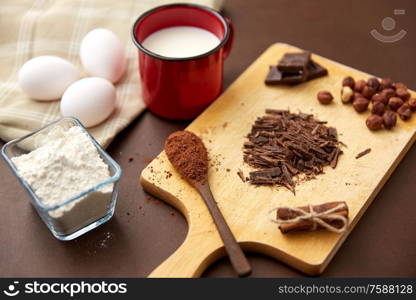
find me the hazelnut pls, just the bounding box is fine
[353,97,369,113]
[342,76,355,89]
[380,78,394,90]
[388,97,404,111]
[353,92,363,101]
[354,79,366,92]
[380,88,395,101]
[366,114,383,131]
[382,111,397,129]
[408,98,416,112]
[341,86,354,103]
[371,101,385,116]
[395,88,411,101]
[367,77,380,91]
[394,82,407,90]
[362,86,376,99]
[317,91,333,105]
[397,105,412,120]
[371,93,388,105]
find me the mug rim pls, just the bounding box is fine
[131,2,230,62]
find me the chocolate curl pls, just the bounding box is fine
[275,201,349,234]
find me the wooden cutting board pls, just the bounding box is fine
[140,43,416,277]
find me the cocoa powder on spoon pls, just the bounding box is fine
[164,130,252,277]
[164,131,208,185]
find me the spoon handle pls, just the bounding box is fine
[197,183,252,277]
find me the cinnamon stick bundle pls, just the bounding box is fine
[276,201,349,234]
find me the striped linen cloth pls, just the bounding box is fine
[0,0,222,147]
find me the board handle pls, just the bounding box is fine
[147,234,223,278]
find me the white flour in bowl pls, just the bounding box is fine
[12,125,113,234]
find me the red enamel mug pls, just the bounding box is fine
[132,3,234,119]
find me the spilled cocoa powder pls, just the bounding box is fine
[165,131,208,185]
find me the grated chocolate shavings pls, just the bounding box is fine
[243,109,343,193]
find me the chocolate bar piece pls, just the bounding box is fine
[277,51,311,74]
[265,49,328,85]
[265,66,304,85]
[306,60,328,80]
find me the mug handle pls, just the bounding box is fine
[223,17,234,59]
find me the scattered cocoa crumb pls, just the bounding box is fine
[170,212,175,216]
[126,212,130,216]
[164,170,172,179]
[208,153,223,169]
[139,206,142,210]
[355,148,371,159]
[226,168,230,172]
[128,156,134,162]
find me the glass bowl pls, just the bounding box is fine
[1,117,122,241]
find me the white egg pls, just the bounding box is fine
[60,77,116,127]
[80,28,126,83]
[18,56,80,101]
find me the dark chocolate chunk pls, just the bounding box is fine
[265,51,328,86]
[328,127,338,139]
[251,167,282,178]
[265,108,290,115]
[306,60,328,80]
[265,66,305,85]
[278,51,311,74]
[249,167,282,184]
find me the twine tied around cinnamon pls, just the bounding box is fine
[271,202,349,233]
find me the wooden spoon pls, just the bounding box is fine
[165,131,252,277]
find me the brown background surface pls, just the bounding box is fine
[1,0,415,277]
